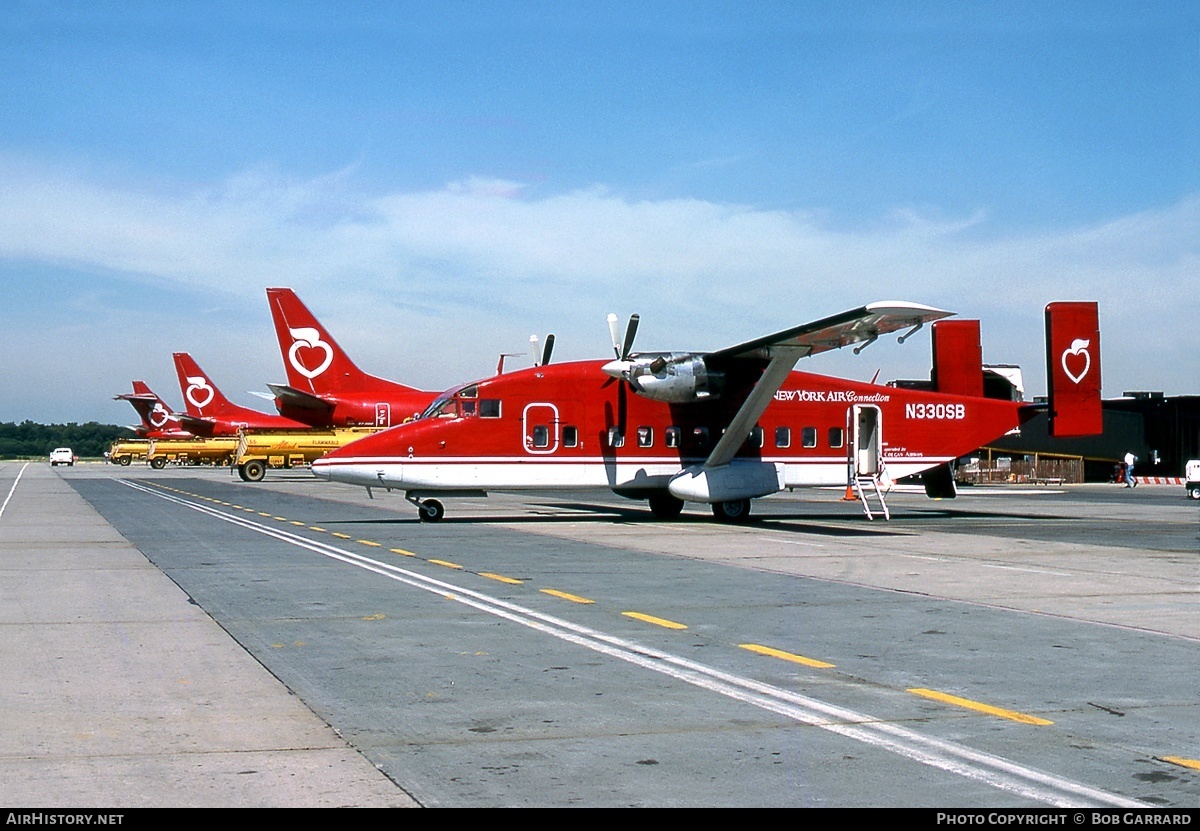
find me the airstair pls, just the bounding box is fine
[848,404,890,521]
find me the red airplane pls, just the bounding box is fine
[312,301,1102,523]
[114,381,195,439]
[265,287,438,428]
[172,352,312,436]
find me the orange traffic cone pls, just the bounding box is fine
[842,484,856,501]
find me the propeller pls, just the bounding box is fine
[607,313,639,361]
[530,333,555,367]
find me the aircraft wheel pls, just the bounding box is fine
[648,492,684,519]
[149,456,167,470]
[1188,487,1200,500]
[118,457,131,467]
[419,499,445,522]
[711,499,752,523]
[242,460,267,482]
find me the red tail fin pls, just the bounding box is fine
[266,287,422,398]
[1045,302,1102,437]
[930,319,983,397]
[117,382,179,433]
[173,353,237,417]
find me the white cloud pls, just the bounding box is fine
[1,158,1196,422]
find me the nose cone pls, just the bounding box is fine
[311,457,331,480]
[601,359,630,380]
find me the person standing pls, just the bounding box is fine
[1124,451,1137,488]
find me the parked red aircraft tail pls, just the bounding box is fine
[1044,302,1102,437]
[264,288,436,428]
[114,382,193,439]
[172,352,311,436]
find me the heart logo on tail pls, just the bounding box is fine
[288,327,334,379]
[1061,338,1091,384]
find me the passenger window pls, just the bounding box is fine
[665,427,681,449]
[802,426,817,448]
[828,427,844,449]
[775,426,791,448]
[750,426,764,448]
[607,427,624,448]
[563,426,579,448]
[693,427,709,447]
[637,426,653,448]
[480,399,501,418]
[532,425,550,448]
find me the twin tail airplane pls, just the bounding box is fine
[311,300,1102,523]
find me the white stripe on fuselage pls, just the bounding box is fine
[312,455,951,492]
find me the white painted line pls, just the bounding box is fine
[0,462,30,522]
[120,479,1148,809]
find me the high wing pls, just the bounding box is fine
[702,301,952,468]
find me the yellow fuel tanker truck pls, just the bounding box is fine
[233,428,383,481]
[146,437,240,469]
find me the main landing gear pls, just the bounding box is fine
[405,493,445,522]
[711,498,752,523]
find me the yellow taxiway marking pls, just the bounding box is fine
[258,512,272,517]
[309,526,326,532]
[908,688,1054,726]
[623,611,687,630]
[290,520,305,526]
[1162,756,1200,771]
[357,539,381,547]
[480,572,523,585]
[273,516,288,521]
[331,532,351,539]
[390,547,416,557]
[541,589,594,604]
[740,643,835,669]
[429,558,462,570]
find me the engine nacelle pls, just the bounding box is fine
[622,354,725,404]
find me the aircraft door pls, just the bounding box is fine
[375,403,391,427]
[848,404,883,477]
[523,403,560,454]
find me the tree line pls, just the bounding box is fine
[0,421,135,459]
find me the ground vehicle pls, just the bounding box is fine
[146,438,240,469]
[49,447,75,467]
[234,428,383,481]
[108,439,151,466]
[1187,460,1200,500]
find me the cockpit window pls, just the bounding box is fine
[420,393,458,420]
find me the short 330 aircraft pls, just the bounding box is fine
[312,301,1102,522]
[265,287,438,428]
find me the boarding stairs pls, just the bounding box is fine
[851,469,890,521]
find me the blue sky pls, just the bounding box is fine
[1,2,1197,424]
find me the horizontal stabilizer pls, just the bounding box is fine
[267,383,336,412]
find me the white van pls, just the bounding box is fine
[50,448,75,467]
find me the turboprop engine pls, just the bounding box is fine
[599,313,726,404]
[601,352,725,403]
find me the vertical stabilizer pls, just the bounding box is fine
[173,353,236,417]
[930,319,983,397]
[1045,302,1102,437]
[266,287,399,395]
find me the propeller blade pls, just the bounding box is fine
[607,313,621,358]
[529,335,540,366]
[541,334,555,367]
[622,314,640,360]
